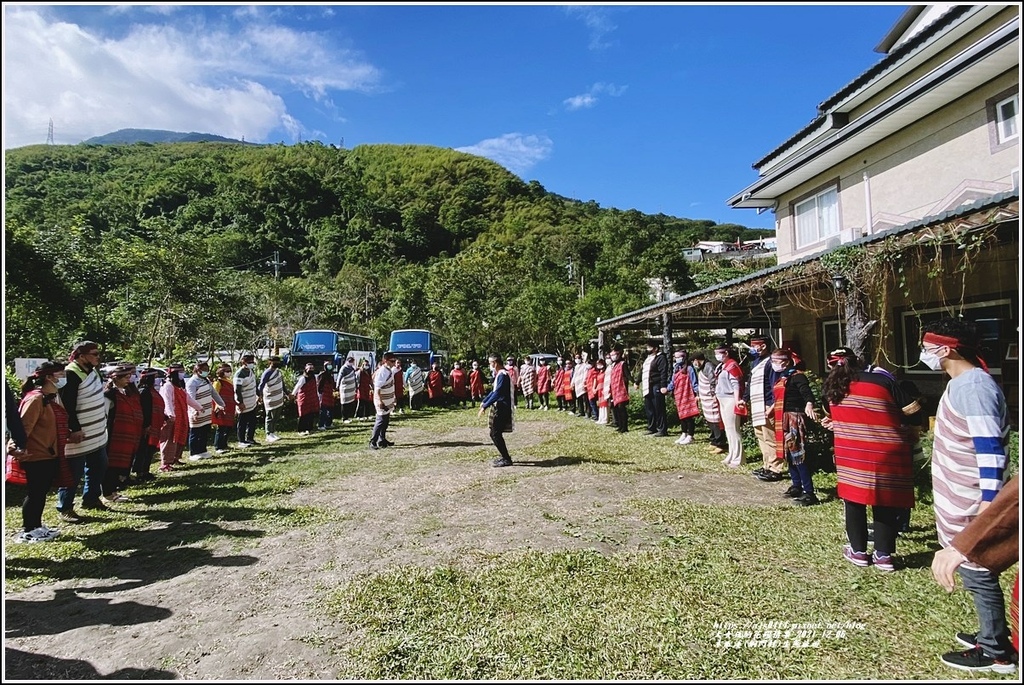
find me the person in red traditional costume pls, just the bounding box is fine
[291,363,320,435]
[561,358,575,413]
[666,349,699,445]
[536,360,551,411]
[102,364,144,503]
[450,361,470,408]
[820,346,919,558]
[212,363,236,452]
[426,361,447,406]
[607,346,630,433]
[585,358,604,423]
[159,363,202,473]
[355,359,374,420]
[554,359,567,412]
[469,360,485,406]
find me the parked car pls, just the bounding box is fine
[526,353,560,367]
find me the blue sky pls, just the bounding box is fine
[3,3,911,229]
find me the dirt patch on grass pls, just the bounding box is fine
[4,419,788,680]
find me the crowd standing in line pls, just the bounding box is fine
[4,327,1018,675]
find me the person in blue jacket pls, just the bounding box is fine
[478,354,513,468]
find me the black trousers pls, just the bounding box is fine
[845,500,900,556]
[612,402,629,432]
[489,407,512,461]
[21,459,57,531]
[237,409,257,443]
[644,391,667,434]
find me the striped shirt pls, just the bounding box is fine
[405,365,425,395]
[337,363,358,404]
[931,367,1009,569]
[374,364,396,414]
[234,366,258,412]
[63,362,107,457]
[258,368,285,411]
[186,375,224,427]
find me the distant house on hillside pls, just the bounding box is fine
[598,4,1019,421]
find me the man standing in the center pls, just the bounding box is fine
[643,338,670,436]
[746,335,787,482]
[369,352,398,450]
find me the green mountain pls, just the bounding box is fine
[4,141,774,363]
[83,128,254,145]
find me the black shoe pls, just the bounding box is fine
[654,432,669,437]
[782,484,803,498]
[81,499,109,511]
[793,492,820,506]
[368,442,380,450]
[616,428,628,434]
[492,458,513,468]
[644,429,658,435]
[756,470,787,482]
[379,439,395,447]
[752,468,767,477]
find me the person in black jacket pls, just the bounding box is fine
[640,338,670,437]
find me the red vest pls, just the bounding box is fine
[212,378,236,426]
[470,369,484,396]
[536,365,550,394]
[318,372,337,408]
[427,370,445,398]
[609,361,629,405]
[296,375,320,416]
[146,387,166,447]
[672,367,699,419]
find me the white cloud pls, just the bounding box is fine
[2,7,382,148]
[564,6,618,51]
[563,82,627,112]
[456,133,553,176]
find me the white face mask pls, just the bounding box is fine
[771,361,787,372]
[919,350,943,371]
[54,376,67,389]
[673,357,684,364]
[714,353,725,362]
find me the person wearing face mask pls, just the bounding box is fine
[369,353,399,450]
[292,363,320,436]
[159,363,202,472]
[518,358,537,411]
[317,361,338,430]
[257,356,286,440]
[102,364,144,503]
[712,344,745,467]
[744,335,787,482]
[769,349,820,507]
[586,358,605,423]
[57,341,110,517]
[469,360,485,406]
[665,349,699,445]
[186,361,226,459]
[916,318,1014,674]
[535,359,551,411]
[560,358,576,413]
[553,359,567,412]
[572,354,592,418]
[451,361,471,409]
[404,359,425,411]
[607,345,630,433]
[133,368,165,481]
[10,361,67,541]
[478,354,514,467]
[234,354,260,447]
[638,339,670,436]
[691,353,728,454]
[337,356,359,420]
[211,363,236,452]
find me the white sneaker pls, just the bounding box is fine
[189,453,204,461]
[40,524,61,538]
[16,527,58,543]
[343,419,352,424]
[214,449,229,455]
[298,431,310,436]
[266,434,280,443]
[675,434,693,445]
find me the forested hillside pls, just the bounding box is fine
[4,141,773,363]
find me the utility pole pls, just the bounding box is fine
[46,119,54,145]
[266,251,287,280]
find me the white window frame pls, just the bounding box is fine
[995,93,1019,144]
[821,319,843,372]
[794,185,839,249]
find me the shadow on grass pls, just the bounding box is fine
[514,456,636,467]
[4,646,177,680]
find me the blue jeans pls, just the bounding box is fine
[57,446,107,509]
[318,406,334,429]
[958,566,1013,660]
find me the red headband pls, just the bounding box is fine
[922,332,962,348]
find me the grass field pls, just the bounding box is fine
[4,405,1019,680]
